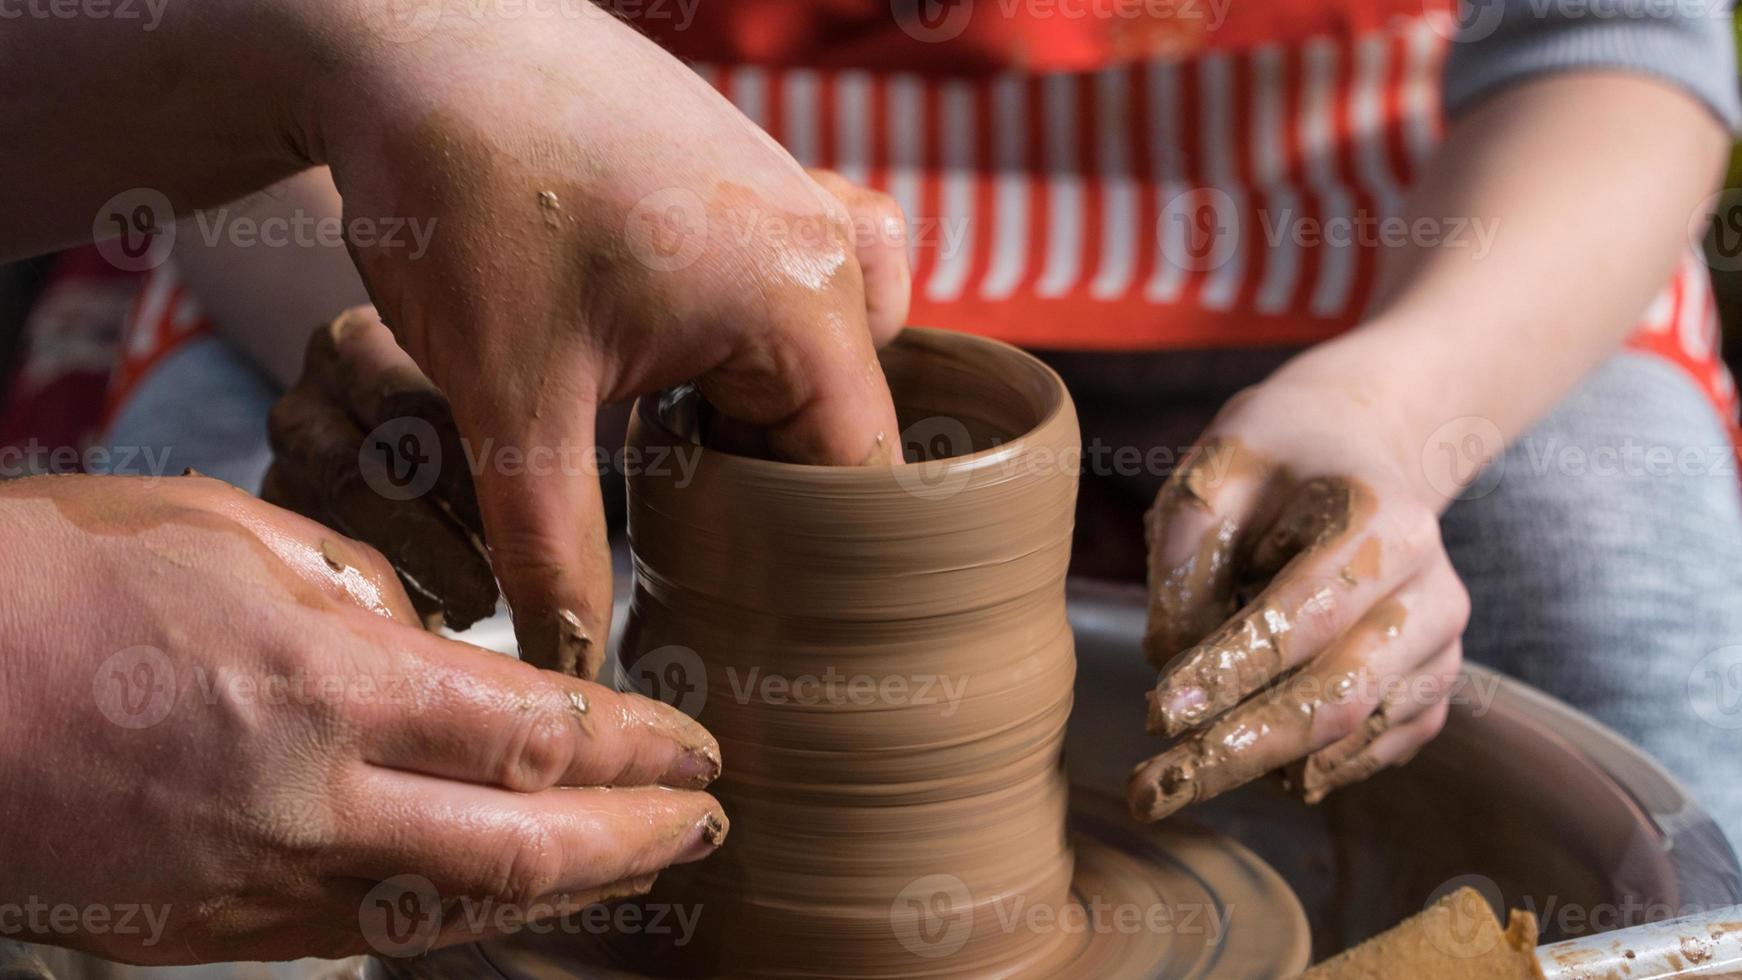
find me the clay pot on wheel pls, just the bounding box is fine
[619,328,1082,977]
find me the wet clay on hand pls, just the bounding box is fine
[265,311,501,637]
[1143,445,1373,732]
[1299,886,1544,979]
[9,472,422,625]
[618,330,1088,977]
[1132,437,1402,821]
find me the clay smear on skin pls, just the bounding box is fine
[12,475,415,622]
[1146,466,1376,736]
[1291,600,1409,804]
[1134,595,1410,820]
[1142,438,1263,666]
[1135,440,1389,820]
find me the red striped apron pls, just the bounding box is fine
[642,0,1739,426]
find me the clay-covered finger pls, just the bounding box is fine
[267,381,499,630]
[345,775,727,907]
[359,630,719,791]
[1142,438,1274,668]
[1129,586,1447,822]
[807,169,911,347]
[307,306,485,536]
[697,245,901,467]
[1292,700,1451,805]
[454,392,614,678]
[1147,480,1433,736]
[1288,639,1461,803]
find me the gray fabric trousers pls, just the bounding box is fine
[1443,352,1742,839]
[102,341,1742,840]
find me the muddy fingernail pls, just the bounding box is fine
[1127,749,1200,822]
[662,742,723,789]
[1147,682,1208,735]
[1286,756,1336,805]
[676,811,729,865]
[636,697,722,788]
[665,748,721,788]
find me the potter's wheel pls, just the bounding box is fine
[372,580,1741,978]
[373,791,1309,979]
[1063,580,1742,958]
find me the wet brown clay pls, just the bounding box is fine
[618,329,1082,977]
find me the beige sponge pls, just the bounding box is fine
[1301,886,1544,979]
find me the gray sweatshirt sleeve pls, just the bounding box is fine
[1442,0,1742,130]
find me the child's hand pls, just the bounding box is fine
[1129,379,1470,820]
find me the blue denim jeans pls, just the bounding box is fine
[1442,352,1742,839]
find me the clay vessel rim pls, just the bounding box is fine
[633,328,1072,481]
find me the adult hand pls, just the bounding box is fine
[1128,378,1469,820]
[0,475,724,963]
[260,157,913,649]
[307,4,908,675]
